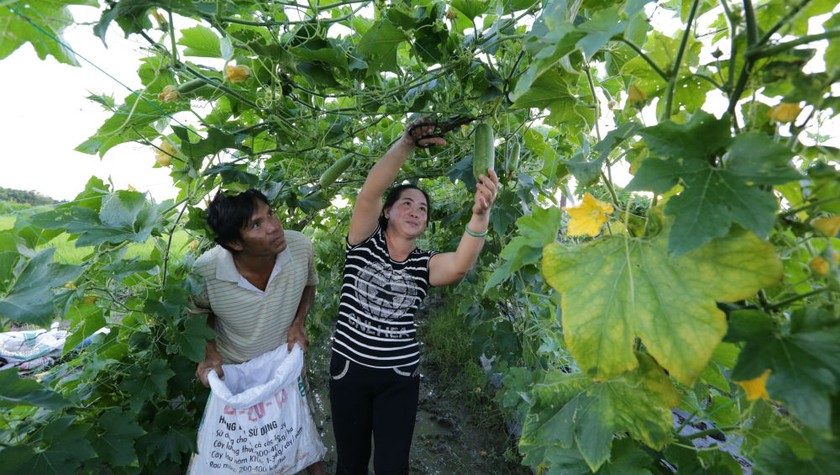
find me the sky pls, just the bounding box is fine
[0,6,178,203]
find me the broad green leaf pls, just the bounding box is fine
[174,315,216,362]
[726,132,801,185]
[76,93,180,157]
[30,416,97,473]
[484,207,563,292]
[664,169,779,255]
[30,191,169,247]
[136,409,196,465]
[450,0,489,20]
[356,19,405,74]
[522,354,678,471]
[732,312,840,432]
[0,248,81,326]
[576,6,628,59]
[637,111,732,162]
[93,409,146,467]
[178,25,221,58]
[0,0,95,63]
[627,113,787,254]
[0,445,35,475]
[542,226,783,384]
[120,358,175,411]
[512,68,595,125]
[0,368,70,409]
[62,301,107,355]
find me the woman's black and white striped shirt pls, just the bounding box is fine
[331,225,437,369]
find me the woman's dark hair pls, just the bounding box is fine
[206,189,271,251]
[378,183,432,230]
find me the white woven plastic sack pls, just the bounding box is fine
[188,345,326,475]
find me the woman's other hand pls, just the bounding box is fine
[473,168,499,216]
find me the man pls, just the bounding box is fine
[192,189,326,475]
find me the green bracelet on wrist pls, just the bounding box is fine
[465,225,488,238]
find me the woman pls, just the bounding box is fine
[329,119,499,474]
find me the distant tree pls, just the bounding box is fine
[0,186,55,206]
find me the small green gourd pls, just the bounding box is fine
[319,155,353,188]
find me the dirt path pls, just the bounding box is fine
[303,334,531,475]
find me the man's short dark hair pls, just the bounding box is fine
[206,189,270,252]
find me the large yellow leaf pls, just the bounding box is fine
[542,229,782,384]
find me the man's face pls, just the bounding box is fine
[230,200,286,256]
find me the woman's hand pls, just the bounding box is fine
[403,118,446,148]
[473,168,499,216]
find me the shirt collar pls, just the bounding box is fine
[215,246,291,287]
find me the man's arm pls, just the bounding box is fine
[196,312,223,387]
[287,285,316,351]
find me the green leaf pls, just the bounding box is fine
[450,0,489,21]
[356,19,405,73]
[136,409,196,465]
[174,314,217,362]
[542,226,783,384]
[638,111,732,162]
[726,132,801,185]
[664,169,779,255]
[484,207,563,292]
[0,1,95,64]
[0,249,81,326]
[174,125,244,159]
[120,358,175,411]
[30,191,169,247]
[522,355,678,472]
[627,114,784,255]
[30,416,97,473]
[76,93,180,157]
[0,368,71,409]
[732,317,840,432]
[93,409,146,467]
[178,25,221,58]
[576,6,628,59]
[513,69,595,123]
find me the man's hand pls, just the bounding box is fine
[196,339,223,387]
[287,321,309,352]
[196,357,223,387]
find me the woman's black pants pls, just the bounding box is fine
[328,352,420,475]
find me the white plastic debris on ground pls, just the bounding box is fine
[0,323,109,371]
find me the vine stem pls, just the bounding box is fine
[617,38,668,81]
[767,288,831,310]
[661,0,701,120]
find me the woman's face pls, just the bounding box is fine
[386,188,429,236]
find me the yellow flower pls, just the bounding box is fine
[225,64,251,83]
[127,184,137,192]
[735,370,772,401]
[809,256,830,275]
[768,102,801,123]
[445,9,458,20]
[564,192,614,237]
[151,9,168,30]
[155,140,177,167]
[627,84,646,106]
[812,215,840,237]
[158,84,179,102]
